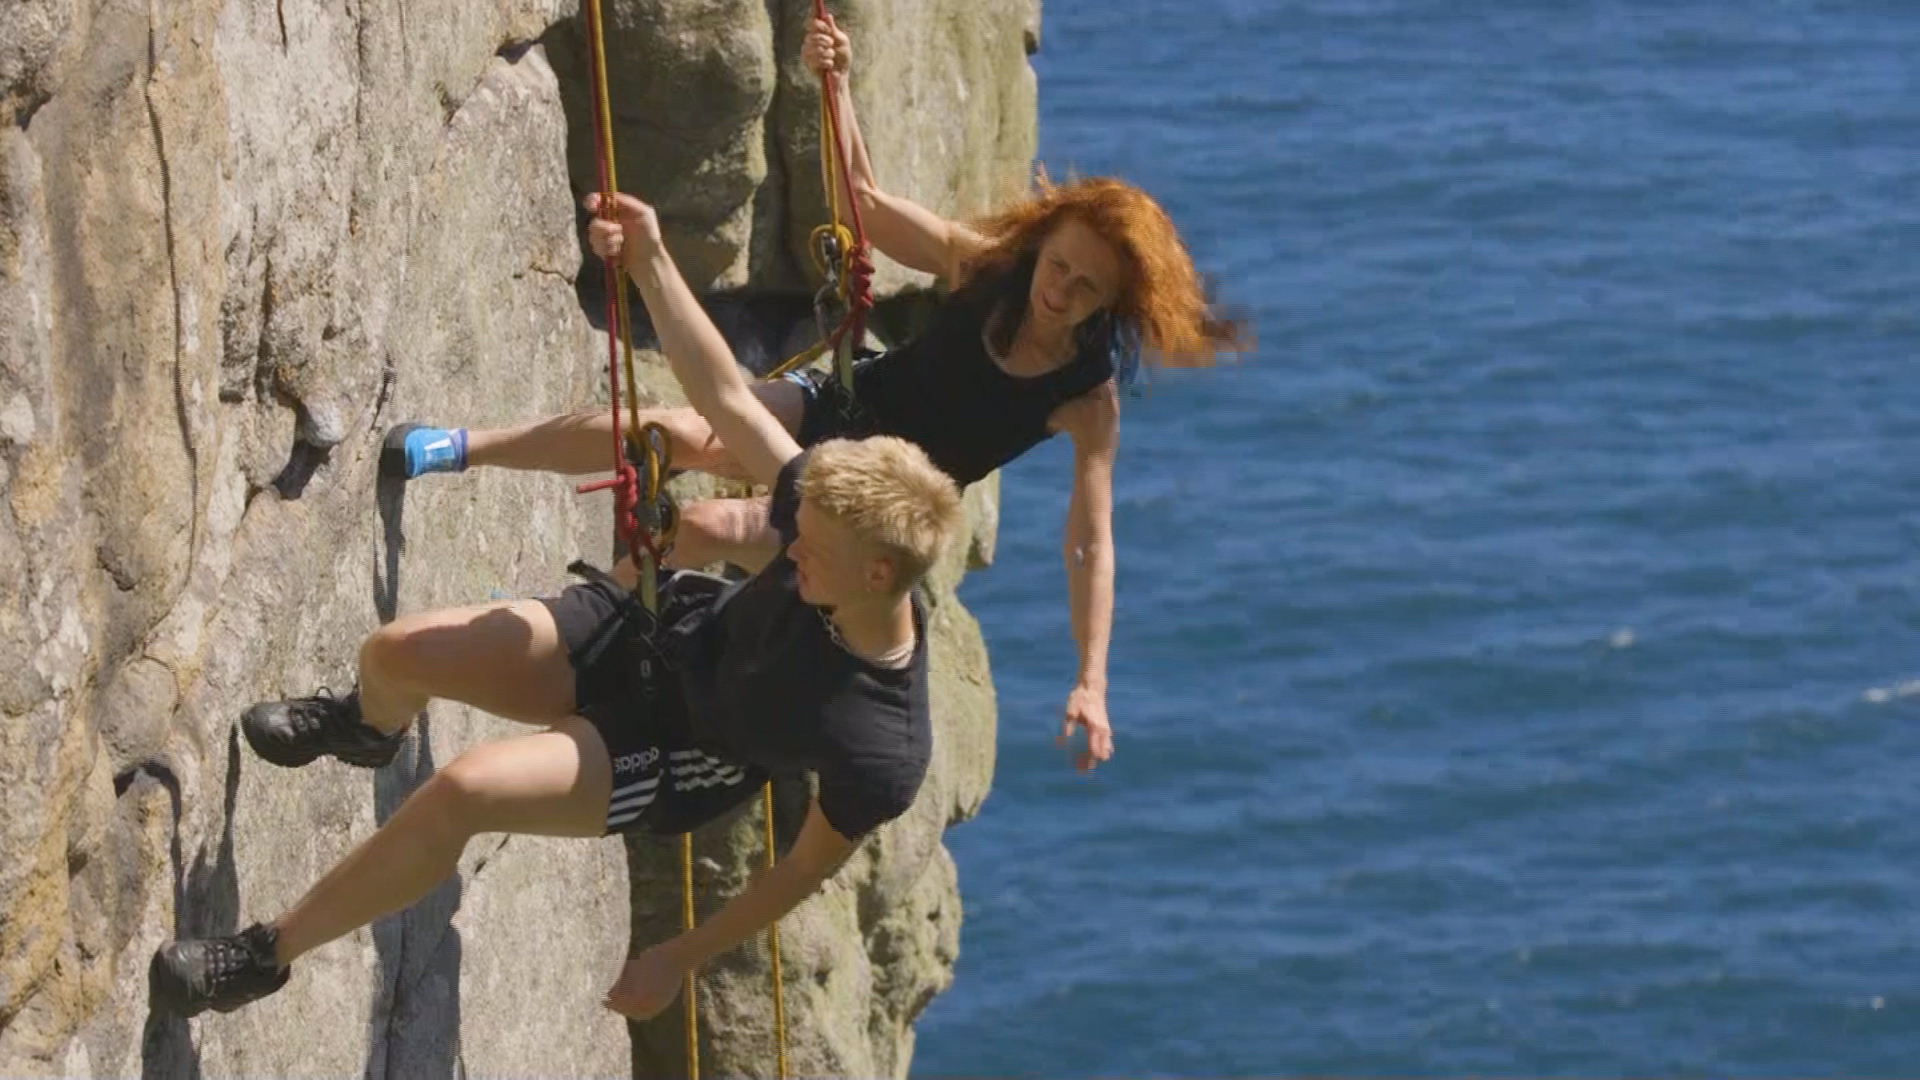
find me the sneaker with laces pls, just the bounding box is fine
[149,923,291,1017]
[240,688,405,769]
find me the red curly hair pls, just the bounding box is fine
[956,172,1249,369]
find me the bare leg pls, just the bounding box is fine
[464,405,716,475]
[355,599,577,733]
[461,380,810,478]
[270,717,612,965]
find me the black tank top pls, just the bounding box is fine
[851,270,1115,487]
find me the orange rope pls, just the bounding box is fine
[578,2,697,1075]
[764,783,789,1079]
[681,832,700,1080]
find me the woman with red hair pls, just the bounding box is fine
[387,15,1245,773]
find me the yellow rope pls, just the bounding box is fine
[820,85,837,218]
[766,68,859,386]
[582,4,695,1073]
[817,72,857,395]
[763,783,790,1080]
[585,0,666,614]
[681,831,699,1080]
[625,422,676,612]
[819,80,844,238]
[762,339,832,383]
[583,0,644,446]
[586,6,805,1074]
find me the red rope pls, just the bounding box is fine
[574,0,655,567]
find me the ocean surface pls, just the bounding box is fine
[912,1,1920,1075]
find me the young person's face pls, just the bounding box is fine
[788,498,893,606]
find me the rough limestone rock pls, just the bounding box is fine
[546,0,777,293]
[0,0,1033,1077]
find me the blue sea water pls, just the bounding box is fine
[913,1,1920,1075]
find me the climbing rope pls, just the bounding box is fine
[764,0,875,405]
[576,1,790,1076]
[763,782,790,1080]
[679,830,700,1079]
[574,0,674,609]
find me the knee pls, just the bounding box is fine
[659,403,710,441]
[678,499,732,541]
[654,408,724,467]
[359,618,424,683]
[661,495,777,571]
[417,753,499,836]
[665,500,738,570]
[359,612,468,693]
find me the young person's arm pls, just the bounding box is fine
[601,797,857,1019]
[585,192,800,490]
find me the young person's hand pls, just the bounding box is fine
[602,939,693,1020]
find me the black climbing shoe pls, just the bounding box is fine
[149,923,291,1017]
[241,688,405,769]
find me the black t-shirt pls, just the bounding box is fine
[849,273,1114,487]
[676,451,932,839]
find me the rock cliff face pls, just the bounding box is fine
[0,0,1036,1075]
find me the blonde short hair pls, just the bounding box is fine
[797,437,964,587]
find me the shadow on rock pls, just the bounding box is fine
[373,471,406,625]
[362,715,464,1080]
[139,729,243,1080]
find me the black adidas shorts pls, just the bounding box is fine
[539,571,764,836]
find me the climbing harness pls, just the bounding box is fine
[575,0,791,1075]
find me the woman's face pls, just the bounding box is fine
[1027,216,1124,340]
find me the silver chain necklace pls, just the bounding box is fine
[816,606,914,669]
